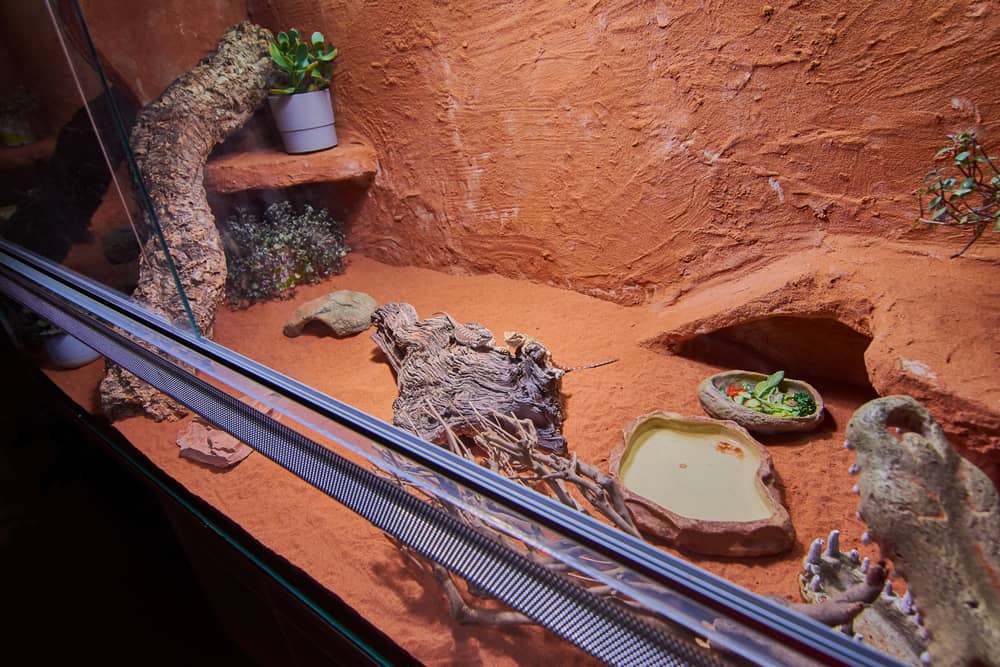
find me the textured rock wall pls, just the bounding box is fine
[79,0,247,106]
[0,2,99,134]
[248,0,999,301]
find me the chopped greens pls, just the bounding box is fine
[722,371,817,417]
[752,370,785,399]
[790,392,817,417]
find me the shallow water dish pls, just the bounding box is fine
[609,412,794,557]
[698,370,824,434]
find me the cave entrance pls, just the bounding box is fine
[674,316,877,395]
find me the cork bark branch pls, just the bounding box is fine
[100,22,276,421]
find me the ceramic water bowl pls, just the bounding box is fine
[609,411,794,557]
[698,370,824,434]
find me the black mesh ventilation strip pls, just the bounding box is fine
[0,277,721,667]
[0,241,909,667]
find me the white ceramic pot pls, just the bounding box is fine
[43,333,102,369]
[268,89,338,154]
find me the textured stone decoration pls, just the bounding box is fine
[847,396,1000,667]
[283,290,378,338]
[177,418,254,469]
[609,412,794,557]
[698,370,824,434]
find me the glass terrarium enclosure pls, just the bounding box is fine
[1,1,998,665]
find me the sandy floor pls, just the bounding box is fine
[47,253,882,665]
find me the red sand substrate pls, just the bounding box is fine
[46,254,880,665]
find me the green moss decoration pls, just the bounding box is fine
[223,201,350,308]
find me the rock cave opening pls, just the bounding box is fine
[673,315,878,401]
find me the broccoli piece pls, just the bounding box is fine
[791,392,817,417]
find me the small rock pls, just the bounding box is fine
[177,418,254,469]
[283,290,378,338]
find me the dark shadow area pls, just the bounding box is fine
[0,330,421,666]
[886,404,931,441]
[0,356,253,666]
[0,87,138,262]
[674,315,876,392]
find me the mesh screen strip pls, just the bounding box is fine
[1,274,720,666]
[1,241,909,667]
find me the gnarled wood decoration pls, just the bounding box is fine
[370,303,567,455]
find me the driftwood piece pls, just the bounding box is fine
[370,303,567,454]
[379,410,676,632]
[100,22,276,422]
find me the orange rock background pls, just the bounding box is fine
[6,1,998,284]
[1,0,994,497]
[244,0,999,297]
[235,0,1000,473]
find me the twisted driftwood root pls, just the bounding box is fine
[847,396,1000,667]
[100,22,276,422]
[370,303,567,454]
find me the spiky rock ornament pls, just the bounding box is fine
[812,396,1000,667]
[799,529,929,665]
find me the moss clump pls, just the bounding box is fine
[223,201,350,308]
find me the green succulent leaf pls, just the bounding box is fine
[269,27,337,95]
[269,42,291,69]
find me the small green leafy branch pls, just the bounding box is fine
[268,29,338,95]
[916,130,999,258]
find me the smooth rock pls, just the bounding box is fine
[283,290,378,338]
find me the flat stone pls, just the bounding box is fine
[609,411,794,557]
[176,408,266,469]
[283,290,378,338]
[204,131,377,193]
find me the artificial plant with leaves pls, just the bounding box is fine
[916,130,999,257]
[268,29,338,95]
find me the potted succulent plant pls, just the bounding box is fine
[267,29,339,154]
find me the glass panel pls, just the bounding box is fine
[1,253,893,665]
[17,1,997,665]
[0,1,197,337]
